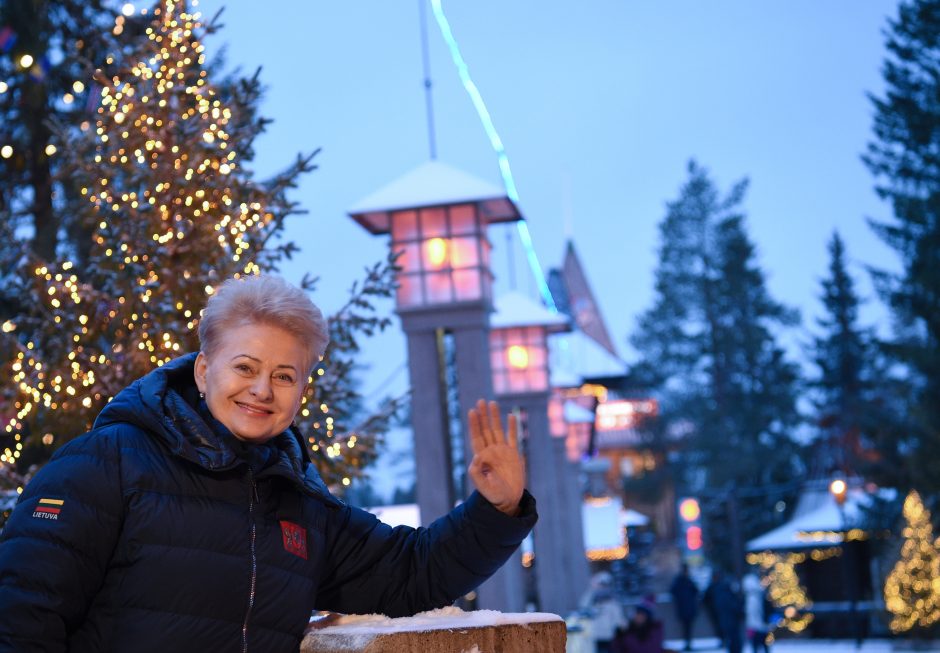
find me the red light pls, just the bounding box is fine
[686,525,702,551]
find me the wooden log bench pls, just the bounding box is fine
[302,607,566,653]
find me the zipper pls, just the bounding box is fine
[242,468,259,653]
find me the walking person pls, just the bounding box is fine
[743,573,772,653]
[0,274,537,652]
[669,562,699,651]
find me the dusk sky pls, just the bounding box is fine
[193,1,901,493]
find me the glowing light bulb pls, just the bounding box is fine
[425,237,448,268]
[507,345,529,369]
[19,54,33,69]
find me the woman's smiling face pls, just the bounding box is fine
[194,321,307,443]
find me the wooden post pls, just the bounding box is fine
[302,609,566,653]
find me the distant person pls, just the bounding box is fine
[669,562,699,651]
[713,574,744,653]
[612,596,664,653]
[743,573,772,653]
[701,570,725,645]
[590,585,627,653]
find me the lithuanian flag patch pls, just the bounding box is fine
[32,498,64,521]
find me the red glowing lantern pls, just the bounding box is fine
[490,291,569,395]
[348,161,521,309]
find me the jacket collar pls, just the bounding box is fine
[95,353,339,506]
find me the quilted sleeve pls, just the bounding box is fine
[0,428,125,652]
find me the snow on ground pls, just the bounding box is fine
[661,638,939,653]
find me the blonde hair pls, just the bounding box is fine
[198,275,329,374]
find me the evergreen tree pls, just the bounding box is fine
[808,232,883,479]
[0,0,398,492]
[884,490,940,633]
[0,0,120,303]
[630,161,803,571]
[863,0,940,494]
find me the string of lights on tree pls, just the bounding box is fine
[884,490,940,633]
[0,0,397,493]
[745,548,842,634]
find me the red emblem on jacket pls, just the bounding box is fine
[280,520,307,560]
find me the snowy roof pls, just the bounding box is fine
[746,485,890,551]
[582,497,626,551]
[348,161,521,234]
[491,291,570,332]
[621,508,651,528]
[549,366,582,389]
[563,400,595,424]
[549,330,629,384]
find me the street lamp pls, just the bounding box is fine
[348,160,523,612]
[490,290,588,615]
[349,161,520,311]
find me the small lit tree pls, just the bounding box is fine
[884,490,940,633]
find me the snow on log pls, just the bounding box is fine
[301,606,565,653]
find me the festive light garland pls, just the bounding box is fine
[429,0,556,312]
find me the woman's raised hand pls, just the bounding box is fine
[467,399,525,516]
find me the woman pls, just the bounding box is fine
[0,275,536,652]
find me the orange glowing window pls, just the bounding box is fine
[507,345,529,369]
[425,237,448,268]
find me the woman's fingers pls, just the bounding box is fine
[487,401,504,445]
[468,403,485,454]
[469,399,517,449]
[507,411,518,450]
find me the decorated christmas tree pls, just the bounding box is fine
[0,0,398,494]
[884,490,940,633]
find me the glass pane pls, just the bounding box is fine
[489,329,505,348]
[528,347,546,369]
[527,368,547,392]
[452,269,481,301]
[507,369,526,393]
[449,236,479,268]
[393,242,421,274]
[396,274,422,307]
[490,349,505,373]
[391,210,418,241]
[449,204,478,236]
[419,207,447,238]
[493,371,508,395]
[425,271,452,304]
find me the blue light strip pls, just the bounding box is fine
[430,0,557,312]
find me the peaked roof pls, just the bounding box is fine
[348,160,522,234]
[558,241,619,357]
[491,291,569,332]
[746,483,895,551]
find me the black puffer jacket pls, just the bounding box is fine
[0,354,537,652]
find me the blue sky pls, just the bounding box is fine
[192,1,900,493]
